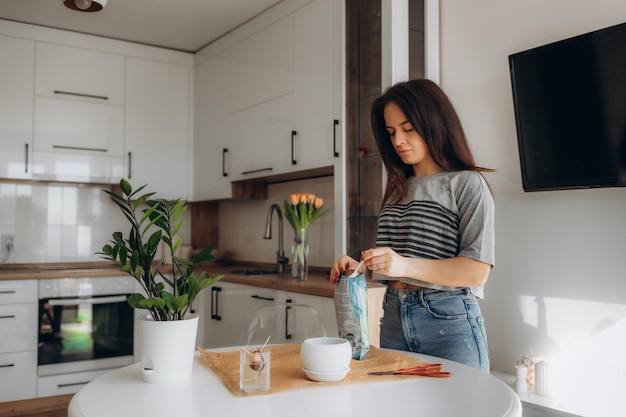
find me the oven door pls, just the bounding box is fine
[38,294,134,376]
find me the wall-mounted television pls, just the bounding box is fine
[509,22,626,192]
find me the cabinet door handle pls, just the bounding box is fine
[0,364,15,368]
[250,295,274,302]
[128,152,132,179]
[48,295,127,306]
[52,145,108,152]
[57,381,90,388]
[0,315,16,319]
[0,290,16,294]
[241,167,273,175]
[211,286,222,321]
[333,119,340,157]
[285,304,292,340]
[24,143,29,173]
[222,148,229,177]
[54,90,108,101]
[291,130,298,165]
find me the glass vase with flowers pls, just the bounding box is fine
[282,193,327,280]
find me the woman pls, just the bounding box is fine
[330,79,495,372]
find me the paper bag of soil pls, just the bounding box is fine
[334,273,370,360]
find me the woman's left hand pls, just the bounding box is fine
[361,247,408,277]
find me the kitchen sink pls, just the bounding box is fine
[229,269,281,276]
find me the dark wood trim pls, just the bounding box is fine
[0,394,72,417]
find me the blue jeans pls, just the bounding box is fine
[379,287,490,372]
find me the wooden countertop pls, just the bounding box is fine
[0,262,127,280]
[0,261,381,299]
[197,264,340,298]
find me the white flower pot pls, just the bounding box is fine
[136,313,198,383]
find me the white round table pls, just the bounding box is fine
[69,350,521,417]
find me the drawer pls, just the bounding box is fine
[0,279,37,304]
[0,351,37,402]
[0,303,38,353]
[37,368,113,398]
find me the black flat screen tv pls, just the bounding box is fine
[509,22,626,192]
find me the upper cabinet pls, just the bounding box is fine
[125,57,192,200]
[292,0,342,171]
[193,57,232,201]
[0,23,193,189]
[224,16,293,114]
[32,42,125,183]
[34,43,125,105]
[226,15,295,181]
[193,0,343,199]
[0,35,34,180]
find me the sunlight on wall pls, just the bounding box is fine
[519,295,626,416]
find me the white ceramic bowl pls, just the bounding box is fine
[303,367,350,382]
[300,337,352,373]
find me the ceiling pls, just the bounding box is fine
[0,0,284,53]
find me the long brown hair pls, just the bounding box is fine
[371,79,493,205]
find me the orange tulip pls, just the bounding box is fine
[314,197,323,209]
[289,194,299,205]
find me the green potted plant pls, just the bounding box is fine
[99,179,223,383]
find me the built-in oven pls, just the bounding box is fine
[37,276,136,382]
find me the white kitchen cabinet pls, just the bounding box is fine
[285,291,339,338]
[229,93,294,181]
[0,303,38,354]
[0,351,37,402]
[0,280,38,402]
[243,285,288,315]
[32,97,125,183]
[242,285,337,343]
[0,35,34,180]
[201,282,248,348]
[222,15,293,113]
[291,0,343,171]
[193,57,232,200]
[37,368,113,398]
[32,42,125,184]
[125,57,191,199]
[224,13,294,181]
[0,279,37,305]
[193,0,341,187]
[35,42,125,105]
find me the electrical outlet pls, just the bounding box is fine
[2,234,14,254]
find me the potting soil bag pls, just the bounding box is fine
[333,273,370,360]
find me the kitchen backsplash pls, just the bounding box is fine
[0,176,334,267]
[0,181,191,264]
[218,176,335,269]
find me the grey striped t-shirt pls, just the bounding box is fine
[372,170,495,298]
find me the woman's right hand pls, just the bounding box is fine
[329,255,359,284]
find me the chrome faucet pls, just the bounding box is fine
[263,204,289,273]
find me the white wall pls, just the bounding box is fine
[439,1,626,415]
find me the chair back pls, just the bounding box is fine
[239,302,327,346]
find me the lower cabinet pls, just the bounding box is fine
[285,292,339,338]
[37,368,114,398]
[0,280,37,403]
[201,282,248,348]
[199,281,339,349]
[0,351,37,402]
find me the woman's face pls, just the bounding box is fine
[383,101,441,176]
